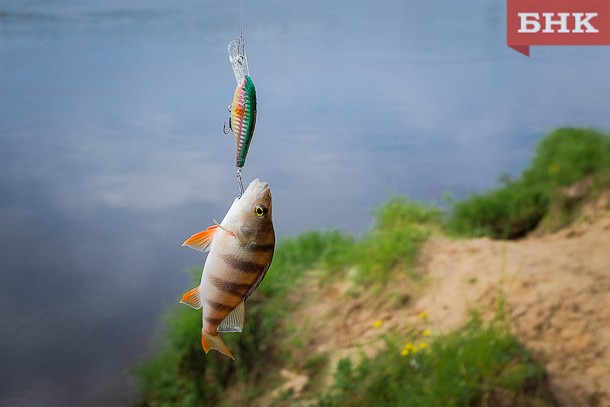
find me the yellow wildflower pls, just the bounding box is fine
[373,320,383,329]
[422,329,431,337]
[401,349,409,357]
[419,342,427,350]
[418,311,428,320]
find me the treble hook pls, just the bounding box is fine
[223,103,232,134]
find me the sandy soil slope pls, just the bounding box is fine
[265,197,610,407]
[415,210,610,406]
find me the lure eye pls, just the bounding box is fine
[255,205,267,218]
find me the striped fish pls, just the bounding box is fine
[180,178,274,360]
[231,75,257,168]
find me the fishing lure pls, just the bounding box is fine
[225,39,257,166]
[230,74,256,169]
[223,33,257,195]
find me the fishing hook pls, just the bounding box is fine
[223,104,232,134]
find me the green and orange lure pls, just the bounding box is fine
[230,75,257,169]
[224,38,257,195]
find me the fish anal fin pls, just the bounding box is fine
[218,302,245,333]
[180,286,202,309]
[182,225,219,252]
[201,330,235,360]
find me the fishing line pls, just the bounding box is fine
[237,0,246,75]
[240,0,244,41]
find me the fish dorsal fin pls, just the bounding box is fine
[180,286,202,309]
[217,302,245,333]
[182,225,219,252]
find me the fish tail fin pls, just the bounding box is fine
[201,330,235,360]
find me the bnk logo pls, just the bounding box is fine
[507,0,610,56]
[518,13,598,33]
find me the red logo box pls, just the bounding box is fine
[507,0,610,56]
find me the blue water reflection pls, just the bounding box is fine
[1,0,609,405]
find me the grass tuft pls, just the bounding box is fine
[316,313,550,407]
[448,127,610,239]
[354,196,441,284]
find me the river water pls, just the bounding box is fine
[1,0,609,405]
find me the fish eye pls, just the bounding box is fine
[255,205,267,217]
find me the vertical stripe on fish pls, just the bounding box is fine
[222,256,263,277]
[207,274,251,298]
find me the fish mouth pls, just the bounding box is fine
[244,178,271,198]
[256,181,271,200]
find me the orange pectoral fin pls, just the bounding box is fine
[182,225,219,252]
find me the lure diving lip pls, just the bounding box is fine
[228,39,248,84]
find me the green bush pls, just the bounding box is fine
[355,197,441,284]
[267,198,441,288]
[448,127,610,239]
[448,184,548,239]
[316,315,549,407]
[525,127,610,189]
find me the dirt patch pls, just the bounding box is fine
[416,212,610,407]
[263,198,610,406]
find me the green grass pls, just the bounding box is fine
[268,197,441,287]
[353,196,441,284]
[255,196,441,290]
[131,127,610,405]
[133,199,441,406]
[316,314,550,407]
[448,127,610,238]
